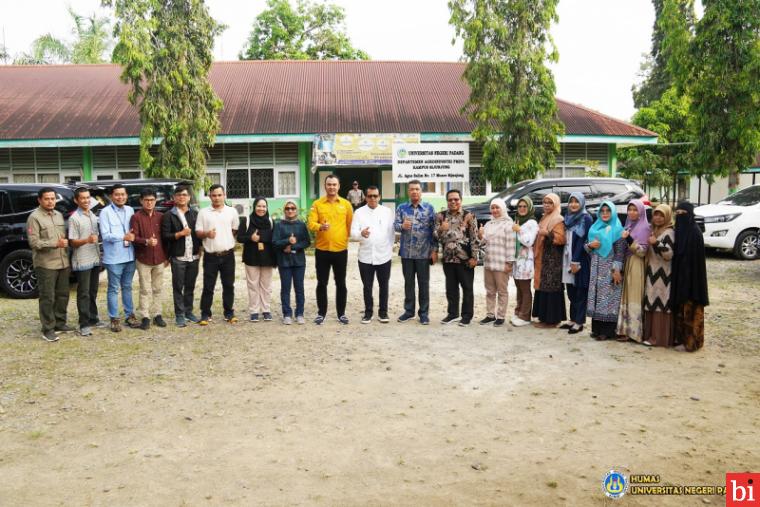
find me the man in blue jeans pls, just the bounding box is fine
[99,184,139,332]
[394,179,438,325]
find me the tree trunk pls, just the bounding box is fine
[728,170,740,194]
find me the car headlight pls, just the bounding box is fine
[702,213,742,223]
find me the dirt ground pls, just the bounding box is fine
[1,245,758,506]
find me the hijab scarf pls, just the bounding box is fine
[587,200,624,258]
[651,204,673,238]
[564,191,591,237]
[624,199,650,246]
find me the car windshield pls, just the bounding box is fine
[717,186,760,206]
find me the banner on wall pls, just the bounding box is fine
[313,133,421,166]
[392,143,469,183]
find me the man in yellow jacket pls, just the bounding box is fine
[307,174,354,325]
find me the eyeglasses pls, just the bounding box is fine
[366,194,380,198]
[284,206,297,211]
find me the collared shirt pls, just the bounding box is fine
[307,196,353,252]
[27,207,69,270]
[394,201,436,259]
[130,209,167,266]
[68,208,100,271]
[196,205,239,253]
[99,203,135,265]
[434,209,480,264]
[350,203,395,265]
[347,188,365,206]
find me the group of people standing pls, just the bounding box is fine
[27,178,708,352]
[520,193,709,351]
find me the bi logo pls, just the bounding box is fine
[727,473,760,506]
[603,470,628,499]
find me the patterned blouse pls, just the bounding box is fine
[434,209,480,264]
[479,217,516,271]
[513,220,538,280]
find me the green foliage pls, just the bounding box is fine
[69,8,113,63]
[14,34,71,65]
[13,8,112,65]
[569,159,607,178]
[632,0,695,109]
[449,0,563,187]
[107,0,223,190]
[240,0,369,60]
[661,0,760,191]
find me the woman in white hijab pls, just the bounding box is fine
[477,198,516,326]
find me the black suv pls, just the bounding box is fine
[78,178,195,213]
[0,184,109,298]
[464,177,650,225]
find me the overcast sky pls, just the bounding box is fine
[1,0,661,122]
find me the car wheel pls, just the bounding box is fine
[733,230,759,260]
[0,249,39,298]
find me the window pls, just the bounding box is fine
[554,186,592,204]
[96,174,114,181]
[118,171,141,180]
[527,187,553,206]
[277,171,297,196]
[226,169,249,199]
[13,174,35,183]
[421,182,437,194]
[0,192,10,214]
[38,174,60,183]
[250,169,274,197]
[8,190,41,213]
[718,185,760,206]
[469,166,486,196]
[596,182,632,200]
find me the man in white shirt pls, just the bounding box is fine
[195,184,240,325]
[349,186,395,324]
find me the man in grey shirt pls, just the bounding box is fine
[68,187,104,336]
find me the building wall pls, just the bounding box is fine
[688,172,759,204]
[0,141,614,213]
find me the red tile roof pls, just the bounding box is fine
[0,61,657,141]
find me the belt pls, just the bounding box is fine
[207,249,233,256]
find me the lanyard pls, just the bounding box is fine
[111,203,128,234]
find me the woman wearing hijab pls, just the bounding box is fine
[672,201,709,352]
[561,192,593,334]
[477,198,516,327]
[238,197,277,322]
[616,199,650,342]
[511,197,539,327]
[586,201,626,340]
[532,193,567,328]
[643,204,675,347]
[272,200,311,325]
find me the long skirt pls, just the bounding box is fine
[617,255,645,342]
[674,301,704,352]
[532,289,566,325]
[643,310,674,347]
[592,319,617,339]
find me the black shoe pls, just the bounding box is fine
[153,315,167,328]
[41,330,59,342]
[559,323,573,330]
[493,319,505,327]
[378,312,389,323]
[337,315,349,325]
[568,325,583,335]
[140,317,151,330]
[458,319,471,327]
[397,312,414,323]
[440,315,460,325]
[314,315,325,325]
[479,316,496,325]
[361,312,373,324]
[54,324,75,333]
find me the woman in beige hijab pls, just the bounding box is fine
[532,193,567,328]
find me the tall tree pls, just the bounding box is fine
[69,8,112,64]
[632,0,695,109]
[14,34,71,65]
[12,8,112,64]
[240,0,369,60]
[449,0,563,186]
[662,0,760,192]
[107,0,223,188]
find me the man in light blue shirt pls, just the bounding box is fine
[99,184,139,332]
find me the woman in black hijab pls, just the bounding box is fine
[672,201,709,351]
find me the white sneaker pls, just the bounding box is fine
[296,316,305,325]
[511,317,531,327]
[283,316,292,325]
